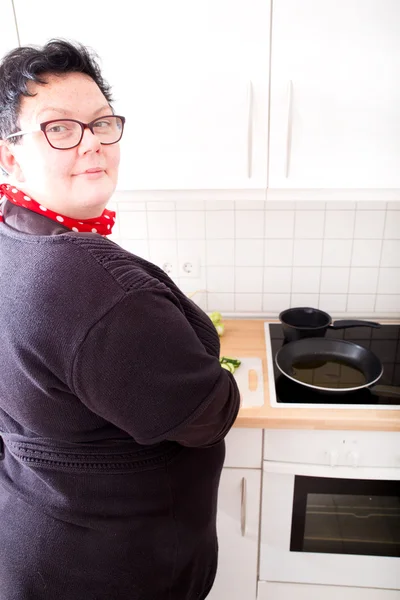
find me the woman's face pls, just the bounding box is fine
[3,72,120,219]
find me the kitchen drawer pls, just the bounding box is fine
[257,581,400,600]
[224,428,262,468]
[263,429,400,468]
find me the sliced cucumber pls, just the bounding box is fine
[219,356,241,374]
[220,363,233,372]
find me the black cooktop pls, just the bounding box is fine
[268,323,400,405]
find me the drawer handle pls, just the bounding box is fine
[246,80,253,179]
[241,476,247,536]
[284,80,293,178]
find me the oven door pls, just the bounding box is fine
[259,461,400,590]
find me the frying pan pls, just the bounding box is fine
[275,337,400,397]
[279,307,380,342]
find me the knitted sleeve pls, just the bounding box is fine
[71,288,240,446]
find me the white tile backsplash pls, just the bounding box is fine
[235,294,263,311]
[235,211,264,238]
[377,268,400,294]
[375,295,400,313]
[384,211,400,238]
[147,201,175,211]
[347,294,376,312]
[324,210,355,239]
[319,294,348,312]
[147,211,176,239]
[235,240,264,266]
[177,211,205,239]
[119,239,150,260]
[205,240,234,266]
[235,267,264,293]
[119,211,147,239]
[326,201,357,210]
[263,293,291,312]
[292,267,320,293]
[349,267,379,294]
[354,210,386,239]
[264,211,295,238]
[178,239,206,265]
[320,267,350,294]
[380,240,400,267]
[294,210,325,238]
[322,240,352,266]
[207,293,235,312]
[112,199,400,316]
[264,239,294,266]
[175,200,205,211]
[351,239,382,267]
[206,210,234,238]
[263,267,292,293]
[291,293,319,308]
[148,240,178,276]
[293,239,323,266]
[207,266,235,293]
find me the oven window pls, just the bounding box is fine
[290,476,400,557]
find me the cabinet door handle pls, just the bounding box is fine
[284,80,293,178]
[246,81,253,179]
[241,476,247,536]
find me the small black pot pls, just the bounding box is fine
[279,307,380,342]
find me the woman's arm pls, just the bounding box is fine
[72,288,241,447]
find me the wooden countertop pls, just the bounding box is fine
[220,319,400,431]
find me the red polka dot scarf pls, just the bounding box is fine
[0,184,116,236]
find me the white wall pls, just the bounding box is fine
[107,197,400,319]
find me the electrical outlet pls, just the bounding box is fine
[161,261,174,275]
[161,260,179,278]
[179,257,200,278]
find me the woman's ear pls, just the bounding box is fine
[0,142,25,183]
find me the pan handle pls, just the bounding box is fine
[329,320,381,330]
[370,385,400,398]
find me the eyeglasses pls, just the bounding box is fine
[5,115,125,150]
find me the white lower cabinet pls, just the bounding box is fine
[257,581,400,600]
[208,466,261,600]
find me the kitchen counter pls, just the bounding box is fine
[220,319,400,432]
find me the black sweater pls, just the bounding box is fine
[0,200,240,600]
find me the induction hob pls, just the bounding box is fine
[264,322,400,409]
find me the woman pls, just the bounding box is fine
[0,40,240,600]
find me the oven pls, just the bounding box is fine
[259,430,400,591]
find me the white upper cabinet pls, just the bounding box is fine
[268,0,400,189]
[14,0,270,191]
[0,1,19,60]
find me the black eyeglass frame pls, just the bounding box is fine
[6,115,126,150]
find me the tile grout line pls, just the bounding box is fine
[204,208,209,312]
[317,203,328,309]
[173,202,179,289]
[345,204,357,313]
[373,204,388,313]
[144,201,151,261]
[261,203,267,312]
[233,205,237,313]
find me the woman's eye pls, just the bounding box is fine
[47,124,68,133]
[94,120,111,128]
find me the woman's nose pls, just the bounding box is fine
[78,126,101,153]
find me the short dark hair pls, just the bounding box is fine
[0,38,113,143]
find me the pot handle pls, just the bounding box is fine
[330,320,381,330]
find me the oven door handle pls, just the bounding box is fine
[263,460,400,481]
[240,476,247,537]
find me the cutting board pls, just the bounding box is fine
[233,357,264,408]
